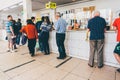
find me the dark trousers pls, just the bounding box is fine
[16,33,21,45]
[88,39,104,66]
[42,32,50,54]
[38,35,44,51]
[28,39,36,55]
[56,33,66,58]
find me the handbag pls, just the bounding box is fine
[21,34,27,45]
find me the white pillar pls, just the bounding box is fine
[23,0,32,25]
[49,9,56,22]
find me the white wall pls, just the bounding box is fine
[34,0,120,20]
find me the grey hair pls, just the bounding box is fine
[93,11,100,16]
[56,12,61,17]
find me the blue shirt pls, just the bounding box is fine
[55,18,67,34]
[6,21,12,33]
[87,16,106,40]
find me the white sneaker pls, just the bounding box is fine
[10,49,17,53]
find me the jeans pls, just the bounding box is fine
[56,33,66,58]
[28,39,36,55]
[38,34,44,51]
[41,32,50,54]
[16,33,21,45]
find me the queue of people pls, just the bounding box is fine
[5,11,120,73]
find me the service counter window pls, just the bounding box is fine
[60,8,113,31]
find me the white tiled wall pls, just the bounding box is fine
[49,31,120,68]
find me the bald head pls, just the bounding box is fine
[94,11,100,17]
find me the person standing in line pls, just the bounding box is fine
[31,16,36,25]
[40,16,52,55]
[11,20,18,50]
[20,19,38,57]
[113,13,120,73]
[5,15,15,52]
[36,16,44,52]
[87,11,106,68]
[16,18,22,46]
[54,12,67,59]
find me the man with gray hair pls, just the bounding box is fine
[54,12,67,59]
[87,11,106,68]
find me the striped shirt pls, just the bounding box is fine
[41,22,52,32]
[6,21,12,33]
[87,16,106,40]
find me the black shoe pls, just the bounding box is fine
[88,64,93,67]
[117,68,120,73]
[31,54,35,57]
[44,53,50,55]
[57,57,66,59]
[98,65,104,68]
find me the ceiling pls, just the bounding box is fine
[32,0,88,10]
[0,0,94,13]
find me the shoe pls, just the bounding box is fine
[117,68,120,73]
[7,50,10,52]
[98,65,104,68]
[31,54,35,57]
[14,47,18,49]
[10,50,17,53]
[57,57,66,59]
[88,64,93,67]
[44,53,50,55]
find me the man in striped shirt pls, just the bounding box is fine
[87,11,106,68]
[6,15,15,52]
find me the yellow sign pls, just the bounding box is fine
[46,2,56,9]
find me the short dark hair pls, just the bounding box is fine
[31,16,35,20]
[26,19,33,24]
[41,16,44,21]
[119,13,120,17]
[18,18,21,22]
[7,15,12,18]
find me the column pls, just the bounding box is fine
[49,9,56,23]
[23,0,32,25]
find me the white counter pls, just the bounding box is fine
[0,29,119,67]
[49,30,120,68]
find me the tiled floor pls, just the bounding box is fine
[0,41,120,80]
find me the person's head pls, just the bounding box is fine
[7,15,13,21]
[74,20,77,24]
[31,16,35,22]
[26,19,33,25]
[93,11,100,17]
[44,16,50,24]
[119,13,120,17]
[12,20,16,24]
[18,18,21,22]
[41,16,44,22]
[55,12,61,20]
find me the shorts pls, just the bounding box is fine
[7,33,13,43]
[114,42,120,55]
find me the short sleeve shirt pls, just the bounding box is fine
[6,21,12,33]
[113,18,120,42]
[87,16,106,40]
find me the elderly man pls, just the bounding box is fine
[113,13,120,73]
[54,12,67,59]
[87,11,106,68]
